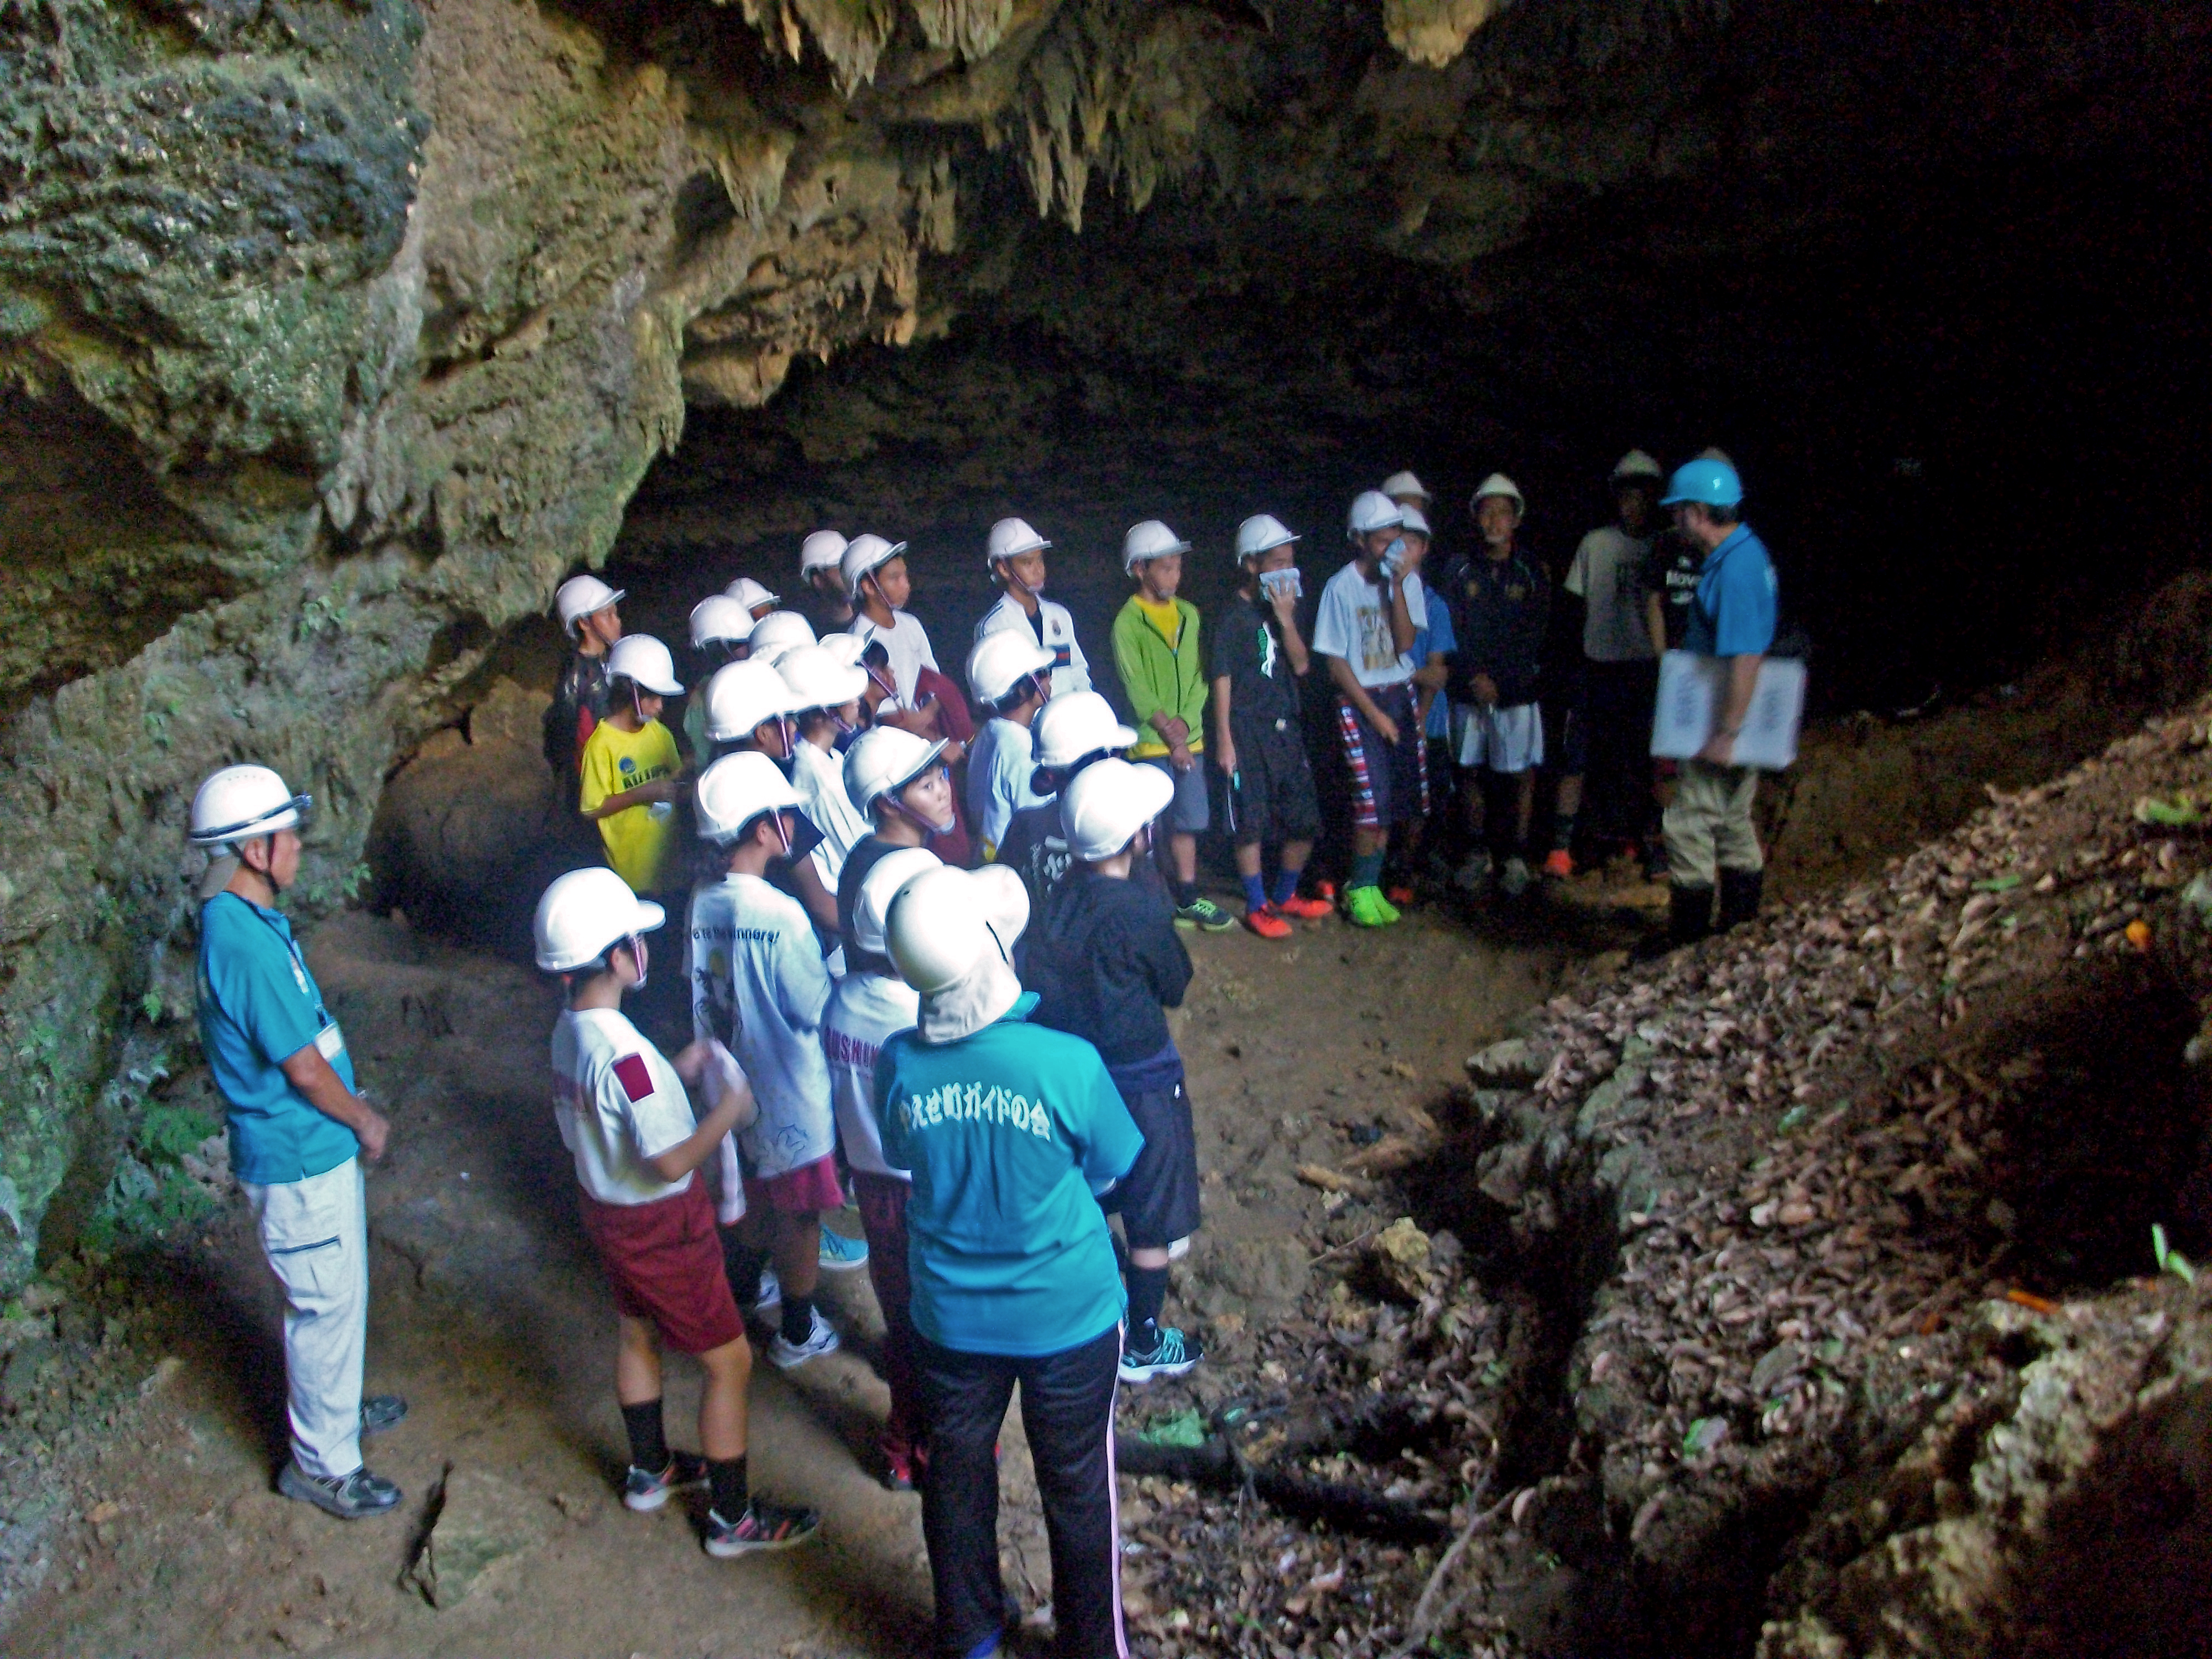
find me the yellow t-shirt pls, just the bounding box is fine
[1133,595,1182,650]
[579,718,682,894]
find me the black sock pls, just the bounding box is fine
[1127,1265,1170,1334]
[723,1235,767,1306]
[621,1399,669,1473]
[708,1454,748,1520]
[1176,879,1199,909]
[780,1292,815,1346]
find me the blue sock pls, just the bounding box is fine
[1241,873,1268,913]
[1272,865,1302,907]
[1351,851,1385,891]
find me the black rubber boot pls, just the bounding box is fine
[1718,867,1765,932]
[1669,883,1715,948]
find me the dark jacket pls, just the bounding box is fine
[1024,870,1191,1067]
[545,652,612,780]
[1441,550,1550,708]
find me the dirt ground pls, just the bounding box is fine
[2,877,1640,1658]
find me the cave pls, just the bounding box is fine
[5,1,2212,1654]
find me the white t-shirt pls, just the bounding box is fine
[549,1007,696,1207]
[789,738,870,891]
[974,593,1092,699]
[1566,526,1657,663]
[687,874,836,1178]
[967,717,1048,860]
[1312,561,1423,689]
[847,610,940,711]
[823,970,919,1180]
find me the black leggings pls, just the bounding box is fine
[917,1323,1126,1658]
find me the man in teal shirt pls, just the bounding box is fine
[876,864,1140,1659]
[189,764,405,1520]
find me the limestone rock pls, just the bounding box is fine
[1364,1217,1431,1303]
[403,1468,550,1609]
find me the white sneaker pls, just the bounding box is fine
[753,1266,782,1314]
[766,1308,841,1370]
[1499,856,1532,897]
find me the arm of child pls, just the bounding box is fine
[789,855,842,938]
[1325,654,1399,745]
[1209,674,1237,778]
[1272,591,1313,676]
[775,908,835,1032]
[645,1074,757,1185]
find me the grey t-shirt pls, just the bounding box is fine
[1565,526,1657,663]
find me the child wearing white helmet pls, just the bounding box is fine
[699,659,844,940]
[797,530,854,632]
[1209,514,1332,938]
[1394,504,1456,897]
[873,864,1142,1659]
[991,689,1138,920]
[972,516,1092,698]
[579,634,688,900]
[841,535,943,733]
[725,576,780,622]
[683,595,755,768]
[835,726,959,957]
[776,644,873,895]
[1024,760,1206,1385]
[821,846,939,1490]
[550,573,625,786]
[1112,519,1230,931]
[535,865,820,1558]
[1311,489,1426,926]
[962,628,1056,862]
[687,754,849,1373]
[188,764,407,1522]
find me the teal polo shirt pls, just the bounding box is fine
[195,893,359,1186]
[875,996,1142,1357]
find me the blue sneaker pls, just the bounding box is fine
[818,1228,870,1272]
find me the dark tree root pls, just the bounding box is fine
[1115,1432,1449,1545]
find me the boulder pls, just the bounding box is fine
[403,1468,550,1609]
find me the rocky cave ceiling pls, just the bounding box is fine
[0,0,2202,1276]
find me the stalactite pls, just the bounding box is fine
[1384,0,1508,68]
[911,0,1017,61]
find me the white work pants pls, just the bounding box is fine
[242,1157,368,1479]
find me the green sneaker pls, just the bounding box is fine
[1344,885,1401,927]
[1173,896,1235,932]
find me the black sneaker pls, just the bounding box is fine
[361,1395,409,1436]
[623,1450,708,1512]
[703,1497,820,1557]
[1119,1323,1203,1384]
[278,1460,402,1519]
[1173,897,1234,932]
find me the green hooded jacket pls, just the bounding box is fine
[1112,596,1207,759]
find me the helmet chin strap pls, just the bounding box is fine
[890,792,954,838]
[626,933,649,992]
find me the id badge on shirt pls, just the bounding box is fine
[314,1022,347,1063]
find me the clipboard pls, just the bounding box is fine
[1650,650,1806,770]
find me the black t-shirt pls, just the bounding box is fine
[1647,529,1703,652]
[1024,870,1193,1067]
[1208,594,1300,726]
[996,801,1071,925]
[545,652,612,778]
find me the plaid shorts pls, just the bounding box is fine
[1337,684,1430,830]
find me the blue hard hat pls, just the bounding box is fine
[1659,457,1743,509]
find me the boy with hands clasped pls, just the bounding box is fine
[535,866,818,1557]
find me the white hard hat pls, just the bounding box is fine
[694,750,801,845]
[605,634,684,696]
[779,643,868,710]
[703,659,802,742]
[1611,450,1665,482]
[690,595,755,650]
[967,629,1055,706]
[985,517,1051,570]
[1380,470,1431,503]
[189,763,310,848]
[726,576,780,611]
[852,847,942,957]
[747,610,816,665]
[1398,505,1432,539]
[1471,473,1525,514]
[1121,519,1190,574]
[800,530,849,576]
[1348,490,1403,537]
[555,574,624,635]
[843,726,949,817]
[1234,514,1299,562]
[533,866,665,973]
[841,534,908,598]
[1060,758,1175,861]
[885,864,1029,995]
[1030,691,1137,771]
[817,632,869,669]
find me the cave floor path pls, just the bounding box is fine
[8,884,1626,1657]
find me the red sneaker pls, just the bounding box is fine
[1385,885,1415,906]
[1274,894,1333,920]
[1542,848,1574,879]
[1313,880,1338,901]
[1243,907,1294,940]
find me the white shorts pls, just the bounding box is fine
[1453,701,1545,773]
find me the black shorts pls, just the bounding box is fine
[1225,716,1321,847]
[1099,1068,1202,1250]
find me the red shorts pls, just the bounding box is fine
[742,1154,846,1215]
[579,1179,744,1355]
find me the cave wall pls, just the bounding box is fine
[0,0,2201,1285]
